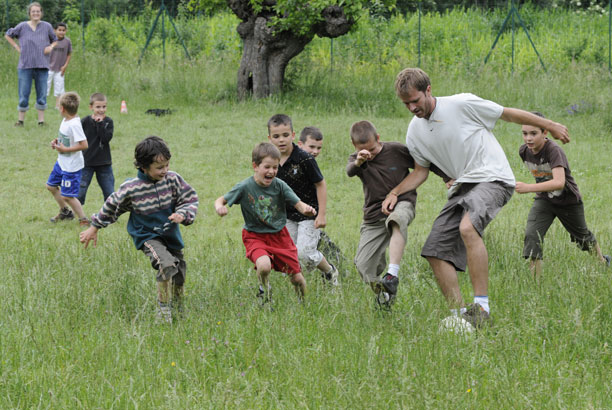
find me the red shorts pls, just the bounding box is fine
[242,227,301,274]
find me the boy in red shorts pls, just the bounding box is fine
[214,142,316,303]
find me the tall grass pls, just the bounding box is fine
[1,7,612,409]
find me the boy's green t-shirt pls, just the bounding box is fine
[224,176,300,233]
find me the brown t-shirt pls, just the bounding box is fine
[48,37,71,71]
[347,142,417,223]
[519,138,582,205]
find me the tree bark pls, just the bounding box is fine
[228,1,354,99]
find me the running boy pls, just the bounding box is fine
[78,93,115,205]
[80,136,199,323]
[516,111,610,278]
[214,142,317,302]
[46,91,89,226]
[298,126,347,273]
[46,22,72,109]
[267,115,339,285]
[347,121,420,307]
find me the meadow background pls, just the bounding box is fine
[2,6,612,408]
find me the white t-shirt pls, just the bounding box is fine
[57,116,86,172]
[406,93,515,188]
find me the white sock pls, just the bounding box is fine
[474,296,489,313]
[387,264,399,277]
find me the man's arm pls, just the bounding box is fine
[381,163,429,215]
[314,180,327,228]
[515,167,565,194]
[501,108,570,144]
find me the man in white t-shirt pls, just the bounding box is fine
[382,68,570,329]
[46,91,89,226]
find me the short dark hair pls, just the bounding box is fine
[59,92,80,115]
[89,92,106,105]
[252,142,280,165]
[267,114,293,134]
[134,136,171,170]
[350,120,378,144]
[299,126,323,143]
[55,22,67,29]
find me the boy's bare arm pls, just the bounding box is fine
[346,150,370,177]
[215,196,229,217]
[381,164,429,215]
[295,201,317,217]
[314,180,327,228]
[516,167,565,194]
[53,139,88,153]
[79,226,99,249]
[501,108,570,144]
[60,53,72,75]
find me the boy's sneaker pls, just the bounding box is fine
[155,302,173,324]
[322,264,339,286]
[604,255,611,267]
[381,273,399,297]
[50,207,74,223]
[461,303,490,329]
[79,217,91,227]
[257,284,272,306]
[376,291,393,311]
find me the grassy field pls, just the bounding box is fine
[2,9,612,408]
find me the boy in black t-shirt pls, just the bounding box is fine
[515,111,610,278]
[78,93,115,205]
[267,114,339,286]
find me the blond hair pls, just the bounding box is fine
[395,68,431,96]
[59,92,80,115]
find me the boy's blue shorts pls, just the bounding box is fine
[47,162,82,197]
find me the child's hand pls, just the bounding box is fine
[216,204,228,217]
[54,142,67,153]
[50,138,58,149]
[297,201,317,217]
[445,179,456,190]
[80,226,99,249]
[314,213,326,229]
[168,213,184,224]
[355,150,372,166]
[514,181,530,194]
[92,114,105,122]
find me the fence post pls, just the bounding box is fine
[81,0,85,52]
[330,38,334,72]
[418,1,422,67]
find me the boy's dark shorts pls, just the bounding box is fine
[242,227,301,274]
[523,199,597,260]
[421,181,514,271]
[141,238,186,285]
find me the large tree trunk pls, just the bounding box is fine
[228,0,353,99]
[235,16,311,99]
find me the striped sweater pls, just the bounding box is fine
[91,170,199,251]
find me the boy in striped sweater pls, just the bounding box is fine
[80,136,199,323]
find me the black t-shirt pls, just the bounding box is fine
[519,138,581,205]
[277,143,324,222]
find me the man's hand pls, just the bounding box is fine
[80,226,99,249]
[548,122,570,144]
[381,193,398,215]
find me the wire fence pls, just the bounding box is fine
[2,0,612,71]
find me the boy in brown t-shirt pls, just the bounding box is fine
[516,111,610,278]
[346,120,420,308]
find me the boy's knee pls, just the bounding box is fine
[46,184,57,192]
[255,256,272,273]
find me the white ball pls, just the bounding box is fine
[440,316,475,335]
